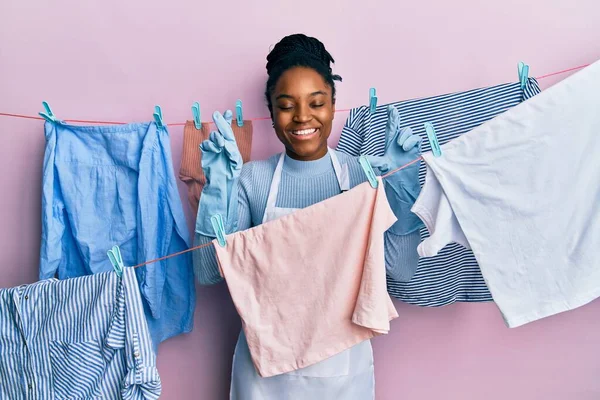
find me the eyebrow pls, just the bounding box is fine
[275,91,329,100]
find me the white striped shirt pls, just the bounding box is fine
[337,79,541,306]
[0,267,160,399]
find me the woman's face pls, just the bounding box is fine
[271,66,335,161]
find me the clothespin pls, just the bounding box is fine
[153,105,165,129]
[518,61,529,89]
[191,102,201,129]
[358,156,378,188]
[369,88,377,114]
[424,122,442,158]
[235,100,244,127]
[210,214,227,247]
[38,101,62,123]
[107,245,124,277]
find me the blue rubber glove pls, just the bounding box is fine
[366,105,424,236]
[195,110,243,237]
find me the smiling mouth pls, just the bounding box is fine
[289,128,319,138]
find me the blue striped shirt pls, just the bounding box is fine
[0,267,160,400]
[337,79,541,306]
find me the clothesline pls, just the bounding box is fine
[0,63,589,126]
[3,61,590,271]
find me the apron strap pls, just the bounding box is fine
[262,149,350,224]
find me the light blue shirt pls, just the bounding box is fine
[39,121,195,347]
[0,267,160,400]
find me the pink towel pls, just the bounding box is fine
[214,177,399,378]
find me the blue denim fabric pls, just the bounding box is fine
[40,121,195,347]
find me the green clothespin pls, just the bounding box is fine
[518,61,530,89]
[107,245,124,277]
[38,101,63,124]
[359,156,378,188]
[369,88,377,114]
[235,100,244,127]
[210,214,227,247]
[153,105,165,129]
[424,122,442,158]
[191,102,201,129]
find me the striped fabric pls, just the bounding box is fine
[0,267,160,400]
[337,79,541,306]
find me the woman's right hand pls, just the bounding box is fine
[195,110,243,237]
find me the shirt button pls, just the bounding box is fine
[28,383,32,390]
[24,295,29,300]
[133,352,140,358]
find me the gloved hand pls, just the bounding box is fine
[195,110,243,237]
[366,105,424,236]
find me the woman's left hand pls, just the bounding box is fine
[365,105,421,173]
[366,105,424,236]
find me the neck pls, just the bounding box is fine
[285,146,328,161]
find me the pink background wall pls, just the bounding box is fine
[1,0,599,398]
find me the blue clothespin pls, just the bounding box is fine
[358,156,378,188]
[153,105,164,129]
[38,101,61,123]
[518,61,529,89]
[235,100,244,127]
[107,245,124,277]
[369,88,377,114]
[210,214,227,247]
[424,122,442,158]
[191,102,201,129]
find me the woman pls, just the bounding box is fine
[194,33,422,399]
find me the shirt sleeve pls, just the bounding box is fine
[410,164,471,258]
[336,106,367,156]
[121,267,162,400]
[39,121,66,280]
[192,164,254,286]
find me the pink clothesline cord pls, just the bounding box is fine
[128,160,420,268]
[0,63,590,126]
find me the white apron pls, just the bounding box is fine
[230,149,375,400]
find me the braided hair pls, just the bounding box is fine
[265,34,342,116]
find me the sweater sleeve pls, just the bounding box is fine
[192,164,254,286]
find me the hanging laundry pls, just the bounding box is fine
[39,121,195,347]
[0,267,160,399]
[411,60,600,328]
[213,177,398,378]
[179,119,253,218]
[337,78,541,306]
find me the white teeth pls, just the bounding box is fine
[291,128,317,136]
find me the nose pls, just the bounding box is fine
[292,103,312,124]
